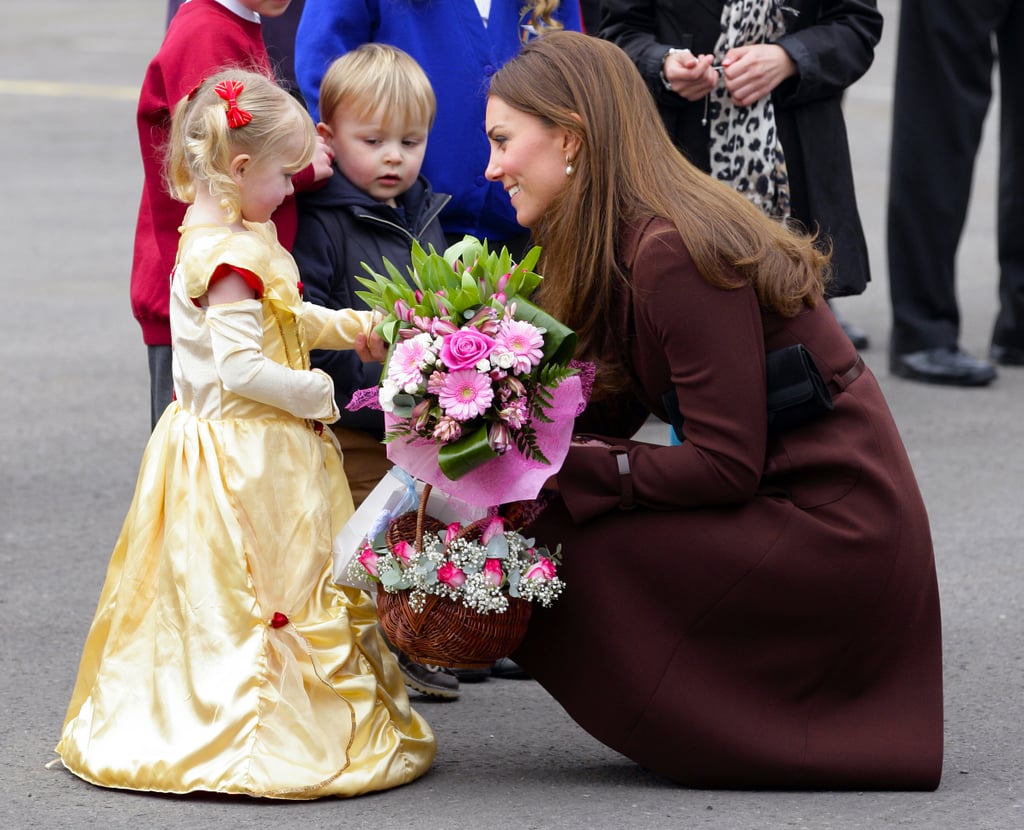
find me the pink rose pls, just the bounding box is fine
[480,515,507,544]
[437,562,466,588]
[524,555,557,581]
[391,540,412,563]
[440,328,496,370]
[357,545,379,577]
[483,558,505,587]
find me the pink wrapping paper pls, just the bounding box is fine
[384,375,585,507]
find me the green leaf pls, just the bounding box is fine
[437,424,498,480]
[485,534,510,558]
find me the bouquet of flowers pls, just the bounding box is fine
[351,236,586,507]
[343,237,582,667]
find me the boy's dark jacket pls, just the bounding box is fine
[292,167,450,435]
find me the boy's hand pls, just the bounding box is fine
[310,135,335,182]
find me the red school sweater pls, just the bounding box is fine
[130,0,300,347]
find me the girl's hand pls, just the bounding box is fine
[662,49,719,101]
[355,328,388,363]
[721,44,796,107]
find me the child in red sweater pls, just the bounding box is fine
[133,0,331,428]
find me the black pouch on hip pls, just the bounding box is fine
[662,344,834,443]
[764,344,834,434]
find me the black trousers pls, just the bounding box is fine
[887,0,1024,355]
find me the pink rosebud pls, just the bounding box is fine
[437,562,466,588]
[357,545,379,577]
[432,415,462,444]
[497,272,510,293]
[465,306,497,328]
[444,522,462,544]
[501,376,527,398]
[391,539,412,563]
[411,398,433,427]
[414,290,423,303]
[498,399,528,430]
[488,421,511,453]
[480,515,507,545]
[426,370,447,395]
[483,558,505,587]
[431,318,459,337]
[440,329,497,371]
[524,556,557,581]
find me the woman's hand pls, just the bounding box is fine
[721,44,796,106]
[662,48,719,101]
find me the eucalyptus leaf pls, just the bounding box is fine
[485,534,510,558]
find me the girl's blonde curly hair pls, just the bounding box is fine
[165,68,317,223]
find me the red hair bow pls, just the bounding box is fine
[214,79,252,129]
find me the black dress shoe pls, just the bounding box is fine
[490,657,530,679]
[828,302,870,350]
[991,344,1024,366]
[452,666,491,683]
[890,346,997,387]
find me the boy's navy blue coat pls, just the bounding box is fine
[292,167,450,434]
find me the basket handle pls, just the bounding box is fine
[416,483,432,551]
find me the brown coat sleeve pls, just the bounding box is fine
[559,221,772,522]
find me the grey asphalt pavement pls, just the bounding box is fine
[1,2,1021,828]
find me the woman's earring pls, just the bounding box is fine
[565,155,574,176]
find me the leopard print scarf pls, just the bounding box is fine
[708,0,791,218]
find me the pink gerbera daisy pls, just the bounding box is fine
[437,368,494,421]
[387,333,432,389]
[494,319,545,374]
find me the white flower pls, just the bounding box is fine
[492,350,516,370]
[379,379,399,413]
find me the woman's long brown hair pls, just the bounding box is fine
[488,31,830,396]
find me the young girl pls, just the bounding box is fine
[56,69,435,799]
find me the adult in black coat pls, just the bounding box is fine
[886,0,1019,387]
[600,0,881,338]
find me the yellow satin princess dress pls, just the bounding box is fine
[56,219,435,798]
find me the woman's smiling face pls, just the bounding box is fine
[484,96,575,230]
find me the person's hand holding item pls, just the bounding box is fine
[355,326,388,363]
[661,47,718,100]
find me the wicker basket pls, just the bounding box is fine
[376,485,532,669]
